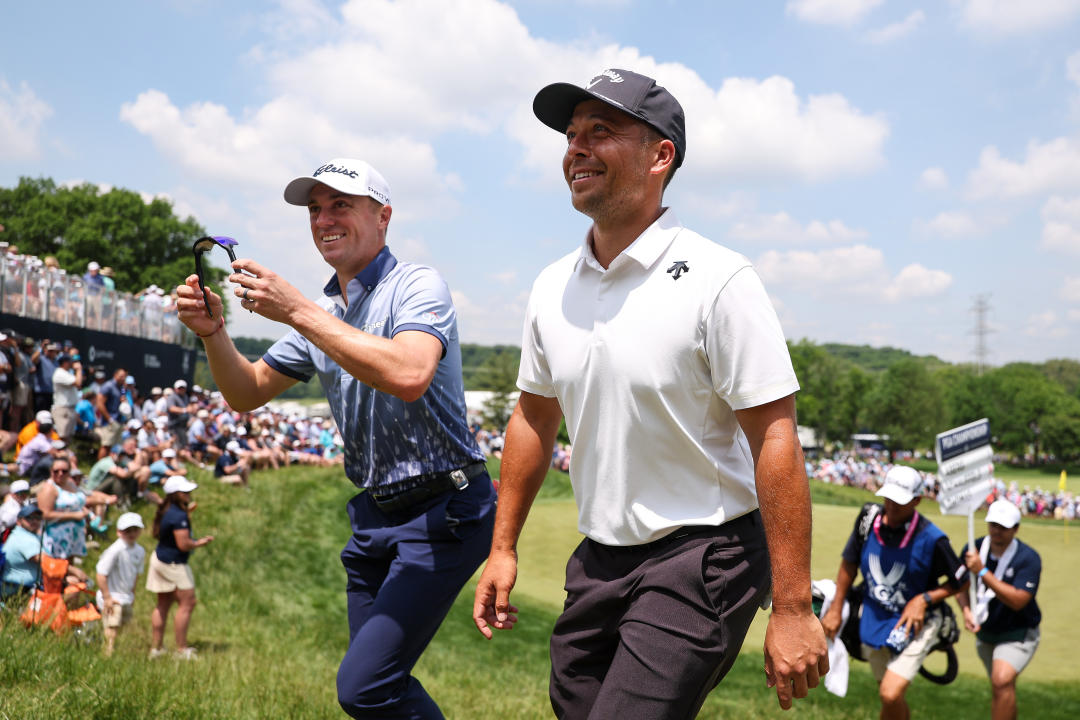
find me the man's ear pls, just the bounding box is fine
[651,139,676,178]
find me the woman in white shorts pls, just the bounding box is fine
[146,476,213,660]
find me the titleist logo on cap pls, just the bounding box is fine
[313,163,359,179]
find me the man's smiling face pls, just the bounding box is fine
[307,182,391,277]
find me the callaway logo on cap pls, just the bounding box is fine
[283,158,392,207]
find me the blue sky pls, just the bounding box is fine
[3,0,1080,364]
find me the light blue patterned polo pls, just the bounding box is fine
[263,246,483,493]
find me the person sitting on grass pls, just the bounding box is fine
[148,448,186,491]
[213,440,249,487]
[95,511,147,656]
[0,479,30,540]
[1,503,44,602]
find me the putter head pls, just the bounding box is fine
[192,236,239,318]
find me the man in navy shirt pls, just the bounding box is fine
[95,368,127,458]
[174,157,494,719]
[956,499,1041,720]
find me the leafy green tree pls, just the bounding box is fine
[864,359,945,452]
[0,177,227,305]
[982,363,1076,459]
[476,351,518,430]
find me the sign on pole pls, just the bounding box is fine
[935,418,994,516]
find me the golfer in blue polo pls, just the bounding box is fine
[175,158,495,719]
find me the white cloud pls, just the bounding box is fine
[1041,195,1080,254]
[1024,310,1069,338]
[754,244,951,302]
[966,137,1080,199]
[864,10,926,44]
[1061,275,1080,302]
[917,210,986,237]
[683,75,889,183]
[957,0,1080,36]
[728,211,868,244]
[1069,309,1080,322]
[919,166,949,190]
[0,78,52,160]
[787,0,884,27]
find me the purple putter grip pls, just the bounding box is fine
[213,236,238,247]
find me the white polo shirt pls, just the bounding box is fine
[518,209,798,546]
[95,538,146,606]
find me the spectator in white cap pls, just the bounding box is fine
[955,499,1041,720]
[84,260,105,287]
[821,465,968,720]
[15,409,58,457]
[148,447,186,491]
[147,476,212,660]
[96,511,147,655]
[0,479,31,537]
[167,379,195,446]
[214,439,249,487]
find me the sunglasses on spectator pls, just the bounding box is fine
[51,467,71,475]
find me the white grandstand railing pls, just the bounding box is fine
[0,253,194,347]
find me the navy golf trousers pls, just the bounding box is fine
[337,473,496,719]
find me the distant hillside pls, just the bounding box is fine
[820,343,948,374]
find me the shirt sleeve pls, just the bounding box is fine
[389,266,453,355]
[1010,547,1041,594]
[932,535,968,589]
[516,279,556,397]
[263,328,316,382]
[96,543,118,576]
[705,267,799,410]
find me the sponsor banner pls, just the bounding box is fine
[0,313,195,391]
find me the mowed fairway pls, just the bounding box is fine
[2,463,1078,718]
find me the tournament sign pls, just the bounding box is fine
[935,418,994,516]
[935,418,994,610]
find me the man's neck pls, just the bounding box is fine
[589,206,666,269]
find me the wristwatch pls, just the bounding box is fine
[922,592,934,605]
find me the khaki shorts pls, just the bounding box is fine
[101,601,134,629]
[976,627,1040,675]
[95,421,123,448]
[52,406,77,439]
[145,552,195,593]
[863,613,943,682]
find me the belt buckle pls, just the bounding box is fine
[449,468,469,491]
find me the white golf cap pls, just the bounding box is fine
[161,448,177,458]
[174,379,187,389]
[87,261,100,270]
[117,512,145,531]
[163,476,197,495]
[35,410,54,425]
[10,479,29,493]
[283,158,391,207]
[876,465,924,505]
[226,440,241,452]
[985,499,1022,529]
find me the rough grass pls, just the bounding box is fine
[2,461,1078,718]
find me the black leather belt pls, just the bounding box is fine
[370,461,487,514]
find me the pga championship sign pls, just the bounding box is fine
[935,418,994,516]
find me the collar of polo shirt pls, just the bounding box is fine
[323,246,399,310]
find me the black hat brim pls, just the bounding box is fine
[533,82,652,135]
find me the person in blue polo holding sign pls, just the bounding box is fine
[955,499,1041,720]
[822,465,969,720]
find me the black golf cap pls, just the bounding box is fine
[533,68,686,168]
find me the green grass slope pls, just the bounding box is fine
[2,462,1078,718]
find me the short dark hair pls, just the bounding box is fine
[642,127,678,192]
